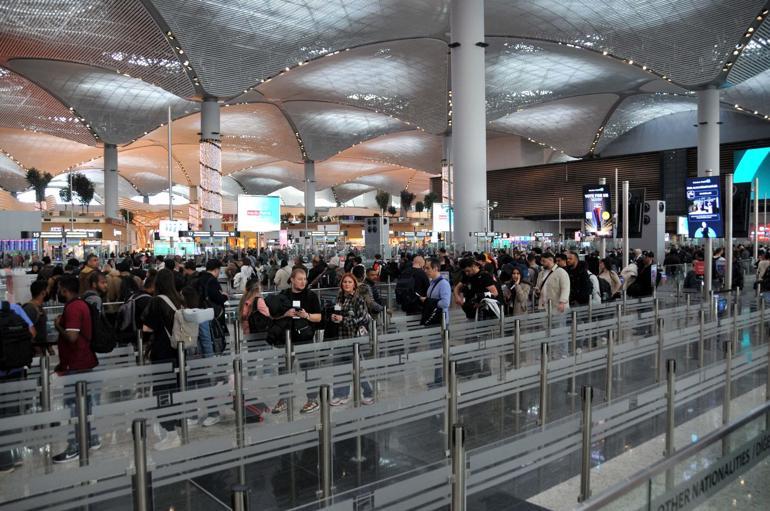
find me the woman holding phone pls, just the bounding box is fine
[330,273,374,406]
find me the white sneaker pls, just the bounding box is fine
[330,396,349,406]
[361,396,375,406]
[153,431,181,451]
[186,418,198,427]
[202,416,221,427]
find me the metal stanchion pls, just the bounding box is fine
[653,298,659,334]
[605,330,614,402]
[446,361,459,454]
[655,318,664,383]
[665,359,676,491]
[39,355,51,412]
[132,418,152,511]
[370,317,379,359]
[568,310,578,395]
[698,310,705,368]
[723,341,733,456]
[578,385,593,503]
[513,319,522,414]
[318,384,332,501]
[231,484,249,511]
[546,299,553,337]
[538,343,549,427]
[760,296,765,343]
[177,342,189,444]
[136,330,144,366]
[442,326,451,387]
[451,425,466,511]
[708,289,715,322]
[587,299,593,324]
[352,343,361,408]
[233,358,246,484]
[498,306,505,337]
[381,306,388,334]
[616,302,623,343]
[732,302,739,353]
[76,381,89,466]
[233,315,241,355]
[685,294,691,328]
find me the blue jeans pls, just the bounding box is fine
[333,381,373,399]
[198,321,214,357]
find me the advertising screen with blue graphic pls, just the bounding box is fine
[686,177,722,238]
[237,195,281,232]
[734,147,770,198]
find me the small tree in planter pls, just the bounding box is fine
[387,205,397,217]
[423,192,439,211]
[25,168,53,211]
[59,187,72,214]
[399,189,415,214]
[375,190,391,215]
[71,173,95,214]
[415,201,425,213]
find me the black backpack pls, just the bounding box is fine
[395,268,418,309]
[247,297,272,333]
[0,302,32,370]
[82,297,117,354]
[597,276,613,302]
[572,268,592,305]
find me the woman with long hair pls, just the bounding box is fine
[239,279,270,335]
[329,273,374,406]
[141,268,185,450]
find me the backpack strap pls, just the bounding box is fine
[158,294,178,312]
[1,301,9,313]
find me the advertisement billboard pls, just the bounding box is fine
[432,203,453,232]
[158,219,189,240]
[686,177,723,238]
[237,195,281,232]
[582,185,613,237]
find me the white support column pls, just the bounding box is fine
[304,160,316,219]
[200,97,222,232]
[103,143,118,219]
[698,87,720,296]
[697,87,720,177]
[450,0,487,251]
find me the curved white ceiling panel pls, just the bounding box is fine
[337,130,443,174]
[220,103,303,162]
[283,101,409,161]
[49,168,139,200]
[490,94,618,156]
[0,67,95,144]
[352,168,432,196]
[230,162,306,190]
[486,0,765,87]
[0,152,29,193]
[7,59,198,145]
[315,158,407,189]
[0,0,194,97]
[0,128,101,172]
[148,0,447,97]
[486,38,653,120]
[595,94,698,153]
[257,39,448,133]
[722,67,770,118]
[332,183,375,203]
[728,18,770,85]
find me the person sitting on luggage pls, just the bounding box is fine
[453,257,499,320]
[329,274,374,406]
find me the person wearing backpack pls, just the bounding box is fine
[51,275,99,464]
[23,280,49,357]
[196,259,229,356]
[240,280,270,336]
[141,269,186,450]
[116,275,154,346]
[0,297,35,474]
[395,255,430,315]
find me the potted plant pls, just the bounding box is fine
[375,190,391,215]
[25,168,53,211]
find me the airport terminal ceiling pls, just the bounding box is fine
[1,0,770,210]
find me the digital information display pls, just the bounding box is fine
[582,185,613,237]
[432,203,453,232]
[158,219,189,240]
[686,177,723,238]
[237,195,281,232]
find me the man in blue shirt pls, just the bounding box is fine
[423,258,451,388]
[422,257,451,324]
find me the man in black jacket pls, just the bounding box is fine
[628,253,655,298]
[196,260,229,356]
[563,251,592,306]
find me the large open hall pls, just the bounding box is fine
[1,1,770,510]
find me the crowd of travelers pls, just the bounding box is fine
[0,242,760,470]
